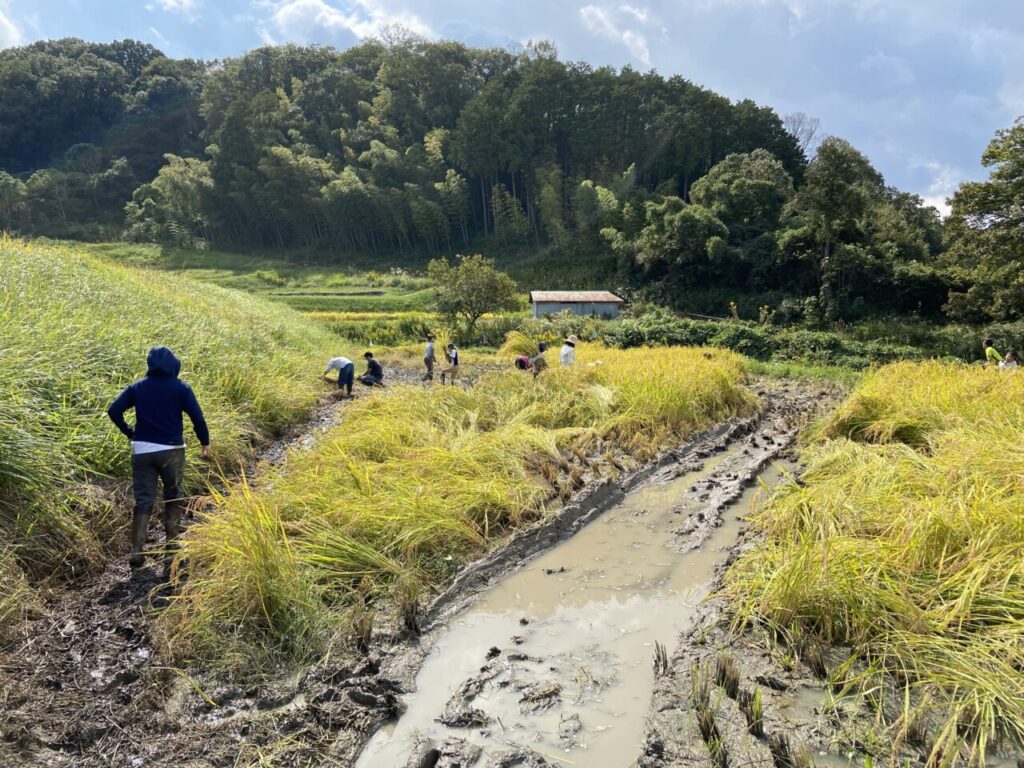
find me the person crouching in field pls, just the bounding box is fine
[423,334,437,382]
[360,351,385,386]
[530,341,549,378]
[983,338,1002,368]
[440,342,459,384]
[107,346,210,571]
[323,355,355,397]
[1001,350,1019,371]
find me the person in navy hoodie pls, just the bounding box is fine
[107,346,210,570]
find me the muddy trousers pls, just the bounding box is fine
[423,358,434,381]
[129,448,187,568]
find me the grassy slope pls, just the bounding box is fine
[159,345,757,667]
[0,237,336,631]
[727,362,1024,759]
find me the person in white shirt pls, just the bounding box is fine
[559,335,578,366]
[440,343,460,385]
[1000,350,1019,372]
[323,356,355,396]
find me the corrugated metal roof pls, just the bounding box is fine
[530,291,623,303]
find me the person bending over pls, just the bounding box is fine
[324,355,355,396]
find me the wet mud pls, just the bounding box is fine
[0,378,837,768]
[355,382,826,768]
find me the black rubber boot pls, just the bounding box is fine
[128,512,150,568]
[162,500,184,576]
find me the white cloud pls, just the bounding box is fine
[0,1,22,49]
[148,25,172,49]
[860,50,914,87]
[911,157,961,218]
[268,0,432,44]
[921,195,951,218]
[149,0,201,22]
[620,4,648,22]
[579,4,651,65]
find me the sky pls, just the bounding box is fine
[3,0,1023,215]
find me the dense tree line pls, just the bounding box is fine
[0,39,204,237]
[0,36,1019,324]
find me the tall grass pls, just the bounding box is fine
[727,362,1024,762]
[0,236,334,592]
[160,345,756,666]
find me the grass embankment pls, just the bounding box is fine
[727,362,1024,761]
[159,346,757,668]
[0,237,334,635]
[78,241,444,313]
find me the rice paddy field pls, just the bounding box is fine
[0,237,336,634]
[7,237,1024,767]
[157,346,757,667]
[727,362,1024,762]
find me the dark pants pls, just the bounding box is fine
[131,448,187,558]
[423,357,434,381]
[360,374,383,387]
[336,362,355,393]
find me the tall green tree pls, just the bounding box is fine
[943,117,1024,322]
[785,137,882,320]
[427,254,520,334]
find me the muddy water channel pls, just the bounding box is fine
[358,442,788,767]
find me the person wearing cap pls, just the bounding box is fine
[440,342,460,384]
[423,334,437,382]
[323,355,355,396]
[560,335,578,367]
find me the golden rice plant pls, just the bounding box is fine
[727,362,1024,762]
[162,343,756,665]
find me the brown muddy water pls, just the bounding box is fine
[357,447,786,767]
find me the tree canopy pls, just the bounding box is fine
[428,254,520,332]
[1,36,1019,326]
[943,118,1024,322]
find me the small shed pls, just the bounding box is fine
[530,290,623,319]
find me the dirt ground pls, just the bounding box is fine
[0,375,848,768]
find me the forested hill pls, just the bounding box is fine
[1,36,1020,324]
[0,37,802,245]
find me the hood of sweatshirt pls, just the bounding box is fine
[146,346,181,378]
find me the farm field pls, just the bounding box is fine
[2,14,1023,767]
[69,242,1024,373]
[1,238,1022,768]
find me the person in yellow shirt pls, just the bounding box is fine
[983,338,1002,367]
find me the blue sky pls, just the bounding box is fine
[3,0,1022,213]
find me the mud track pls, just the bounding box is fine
[0,378,833,768]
